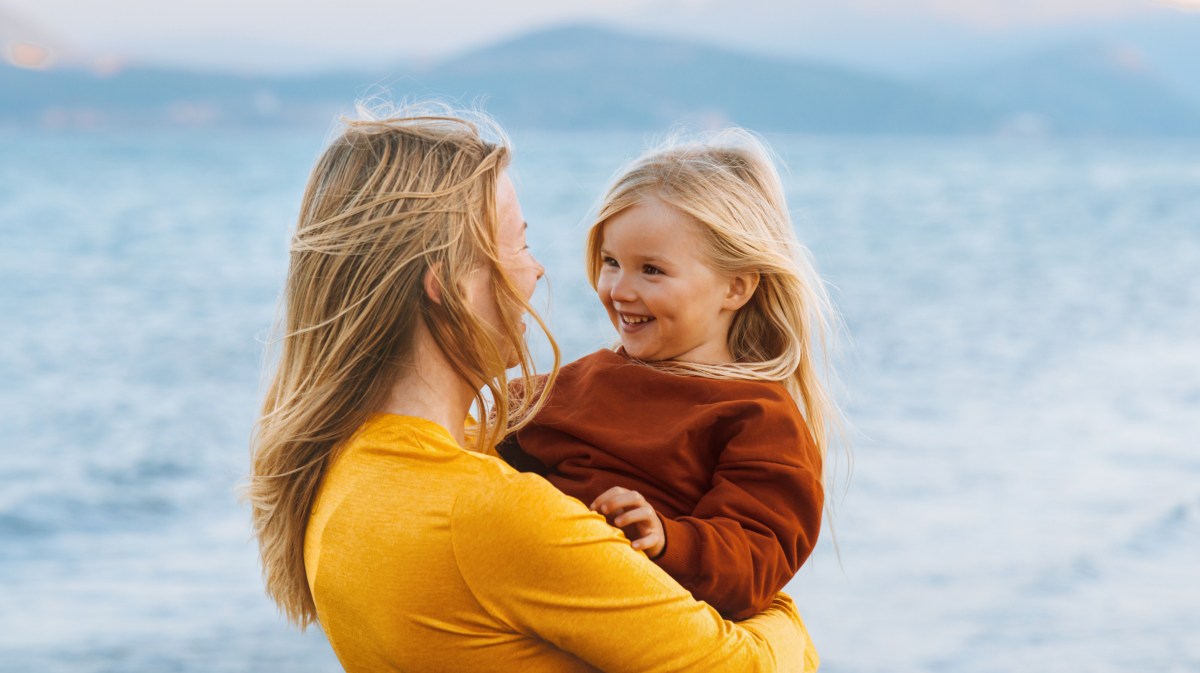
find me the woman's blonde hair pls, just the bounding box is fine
[248,104,557,627]
[586,128,842,464]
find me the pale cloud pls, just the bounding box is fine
[0,0,1189,73]
[638,0,1166,26]
[920,0,1152,27]
[0,0,631,70]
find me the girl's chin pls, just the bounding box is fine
[619,343,659,361]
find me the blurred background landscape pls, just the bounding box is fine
[2,2,1199,672]
[3,0,1200,135]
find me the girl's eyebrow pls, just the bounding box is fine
[601,248,673,266]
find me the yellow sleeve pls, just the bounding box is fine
[450,471,816,673]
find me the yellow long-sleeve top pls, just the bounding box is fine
[304,414,820,673]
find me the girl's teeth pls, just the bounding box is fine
[623,315,651,324]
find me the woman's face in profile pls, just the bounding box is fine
[463,172,544,367]
[494,172,543,307]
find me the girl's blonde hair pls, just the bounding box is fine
[248,104,558,628]
[586,128,842,463]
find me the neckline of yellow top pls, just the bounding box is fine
[359,413,459,447]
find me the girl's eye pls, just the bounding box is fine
[643,265,663,275]
[602,256,619,267]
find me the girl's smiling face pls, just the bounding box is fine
[596,197,748,365]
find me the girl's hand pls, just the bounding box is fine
[589,486,666,559]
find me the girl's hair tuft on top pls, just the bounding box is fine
[586,128,843,464]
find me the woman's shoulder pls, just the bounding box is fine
[329,416,583,533]
[448,457,626,568]
[453,453,578,517]
[347,413,459,452]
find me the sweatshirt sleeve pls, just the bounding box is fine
[654,402,824,621]
[450,471,817,673]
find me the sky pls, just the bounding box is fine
[2,0,1198,76]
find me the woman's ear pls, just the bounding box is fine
[723,272,760,312]
[423,264,444,305]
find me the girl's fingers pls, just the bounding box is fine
[596,491,647,516]
[589,486,630,512]
[593,491,645,516]
[587,488,664,556]
[631,532,661,551]
[613,505,653,528]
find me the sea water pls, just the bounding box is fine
[1,128,1197,672]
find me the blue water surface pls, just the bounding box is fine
[1,128,1198,672]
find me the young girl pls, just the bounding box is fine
[499,129,840,623]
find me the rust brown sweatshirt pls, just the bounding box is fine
[501,348,823,621]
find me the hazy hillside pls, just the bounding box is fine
[2,24,1197,135]
[932,41,1200,136]
[0,64,363,127]
[418,25,988,133]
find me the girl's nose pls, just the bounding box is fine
[608,272,636,303]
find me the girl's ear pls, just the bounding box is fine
[424,264,444,305]
[723,272,759,312]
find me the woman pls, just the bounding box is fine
[247,106,818,672]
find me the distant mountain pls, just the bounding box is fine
[932,41,1200,136]
[0,63,363,128]
[2,24,1198,136]
[413,24,988,133]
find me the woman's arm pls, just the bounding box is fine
[653,408,824,621]
[451,471,817,673]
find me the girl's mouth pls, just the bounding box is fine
[619,312,654,332]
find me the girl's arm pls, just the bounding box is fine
[451,470,818,673]
[653,406,824,621]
